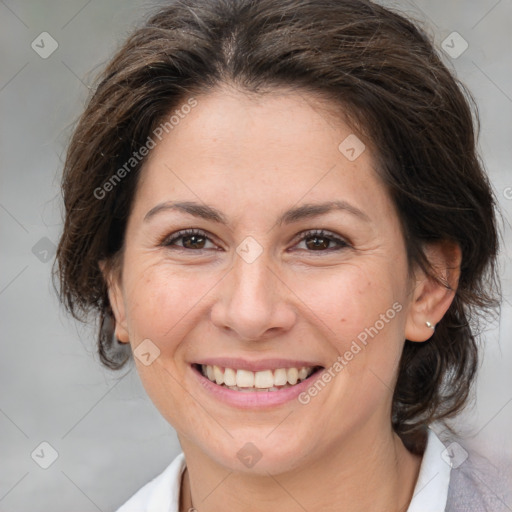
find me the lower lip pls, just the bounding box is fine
[191,365,324,409]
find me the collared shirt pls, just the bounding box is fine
[116,428,452,511]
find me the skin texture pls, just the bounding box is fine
[103,87,460,512]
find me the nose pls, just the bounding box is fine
[210,248,296,342]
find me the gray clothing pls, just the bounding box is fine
[446,455,512,511]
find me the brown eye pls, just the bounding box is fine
[162,229,214,250]
[182,233,206,249]
[296,229,349,252]
[305,235,330,250]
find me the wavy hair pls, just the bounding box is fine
[54,0,500,453]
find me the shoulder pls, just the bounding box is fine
[445,451,512,512]
[115,452,186,512]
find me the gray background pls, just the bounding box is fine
[1,0,511,510]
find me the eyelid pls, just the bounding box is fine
[289,228,350,251]
[160,228,219,250]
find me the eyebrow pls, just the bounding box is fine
[143,200,370,225]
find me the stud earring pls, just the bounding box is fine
[425,321,435,330]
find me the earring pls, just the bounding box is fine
[425,321,435,330]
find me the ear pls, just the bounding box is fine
[99,259,130,343]
[405,240,461,342]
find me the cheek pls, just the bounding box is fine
[294,263,402,336]
[303,263,407,380]
[123,263,213,342]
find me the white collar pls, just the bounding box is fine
[116,428,451,511]
[407,428,452,511]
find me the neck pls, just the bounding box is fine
[179,425,422,512]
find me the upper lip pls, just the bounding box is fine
[193,358,324,372]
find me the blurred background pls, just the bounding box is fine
[1,0,511,510]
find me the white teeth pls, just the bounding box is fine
[199,364,317,390]
[224,367,237,387]
[225,385,282,392]
[213,365,224,385]
[298,367,309,380]
[236,369,255,388]
[287,367,299,385]
[254,370,274,389]
[274,368,288,386]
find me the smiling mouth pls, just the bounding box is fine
[193,364,323,392]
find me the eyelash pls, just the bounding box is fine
[161,228,350,253]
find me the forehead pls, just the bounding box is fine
[132,88,394,225]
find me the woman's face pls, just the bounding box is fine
[107,88,422,474]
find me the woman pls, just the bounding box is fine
[55,0,507,510]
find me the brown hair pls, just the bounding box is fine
[54,0,500,453]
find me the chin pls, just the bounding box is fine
[201,432,315,476]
